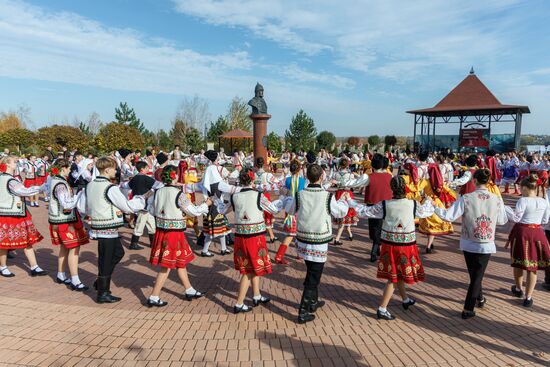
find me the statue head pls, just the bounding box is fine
[254,82,264,98]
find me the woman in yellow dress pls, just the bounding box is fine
[419,164,456,253]
[178,160,200,236]
[401,163,427,202]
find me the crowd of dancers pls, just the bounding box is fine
[0,145,549,322]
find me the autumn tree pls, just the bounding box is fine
[347,136,361,146]
[316,131,336,151]
[0,112,23,133]
[155,129,173,151]
[95,122,144,152]
[226,97,252,131]
[170,119,188,148]
[36,125,90,152]
[0,128,35,152]
[285,110,317,152]
[175,95,211,132]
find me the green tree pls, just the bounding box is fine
[0,128,35,152]
[185,127,205,152]
[36,125,90,152]
[170,119,188,148]
[266,131,282,153]
[384,135,397,147]
[115,102,145,132]
[206,116,230,143]
[368,135,381,147]
[316,131,336,150]
[95,122,144,152]
[226,97,252,131]
[285,110,317,152]
[156,129,173,151]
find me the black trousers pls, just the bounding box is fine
[368,217,383,255]
[304,261,325,291]
[463,251,491,311]
[98,237,125,277]
[545,231,550,285]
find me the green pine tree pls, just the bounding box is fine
[115,102,145,132]
[285,110,317,152]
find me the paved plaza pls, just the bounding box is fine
[1,194,549,367]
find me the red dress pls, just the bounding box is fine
[377,242,425,284]
[0,211,43,249]
[49,213,89,249]
[150,230,195,269]
[333,190,358,226]
[233,234,273,276]
[263,192,274,228]
[508,223,550,271]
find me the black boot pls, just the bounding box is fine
[308,289,325,313]
[370,243,379,262]
[297,289,316,324]
[148,234,155,248]
[128,235,143,250]
[96,276,121,304]
[196,232,205,248]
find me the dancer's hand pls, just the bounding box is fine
[504,240,510,249]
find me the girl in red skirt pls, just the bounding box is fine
[224,168,285,313]
[147,165,211,307]
[254,157,281,243]
[505,174,550,307]
[48,159,90,290]
[332,159,358,245]
[0,155,47,278]
[23,154,40,207]
[354,176,435,320]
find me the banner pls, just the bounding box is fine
[459,128,489,148]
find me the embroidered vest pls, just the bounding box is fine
[365,172,393,204]
[462,190,501,243]
[48,176,78,224]
[231,189,265,235]
[381,199,417,244]
[86,177,124,229]
[25,163,36,179]
[460,169,477,195]
[0,173,26,217]
[296,187,333,244]
[335,170,353,189]
[153,186,186,230]
[37,160,47,177]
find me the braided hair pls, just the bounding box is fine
[390,175,407,199]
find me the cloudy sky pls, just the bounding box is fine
[0,0,549,135]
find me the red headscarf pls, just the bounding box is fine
[404,162,418,184]
[177,160,188,184]
[428,163,455,207]
[485,156,501,183]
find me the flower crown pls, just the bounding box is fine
[48,167,60,176]
[0,163,7,173]
[163,169,177,182]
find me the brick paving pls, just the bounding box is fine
[1,193,549,366]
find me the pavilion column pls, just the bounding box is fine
[251,113,271,166]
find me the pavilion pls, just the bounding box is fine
[407,68,530,153]
[219,129,253,153]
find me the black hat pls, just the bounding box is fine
[156,153,168,166]
[205,150,218,162]
[118,148,131,159]
[306,151,316,164]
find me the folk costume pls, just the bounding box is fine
[419,164,456,237]
[178,160,200,233]
[81,175,146,303]
[253,168,282,241]
[485,155,502,196]
[0,170,46,277]
[123,172,158,250]
[23,160,38,188]
[285,183,350,323]
[435,188,507,318]
[501,157,519,193]
[48,173,90,290]
[364,169,393,261]
[333,169,359,227]
[505,197,550,271]
[402,163,427,202]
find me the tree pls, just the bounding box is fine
[175,95,211,132]
[185,127,205,152]
[156,129,173,151]
[115,102,145,132]
[95,122,144,152]
[266,132,282,153]
[170,119,188,147]
[368,135,381,147]
[384,135,397,147]
[36,125,91,152]
[0,112,23,133]
[206,116,230,143]
[285,110,317,152]
[0,128,35,152]
[316,131,336,151]
[226,97,252,131]
[347,136,361,146]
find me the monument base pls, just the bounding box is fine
[251,113,271,167]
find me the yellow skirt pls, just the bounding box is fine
[419,197,454,236]
[487,182,502,197]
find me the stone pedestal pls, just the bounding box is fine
[251,113,271,166]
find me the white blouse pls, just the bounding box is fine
[505,197,550,225]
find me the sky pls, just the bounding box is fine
[1,0,549,136]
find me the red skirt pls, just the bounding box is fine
[233,234,273,276]
[36,175,47,185]
[377,241,425,284]
[150,229,195,269]
[263,192,274,228]
[516,170,529,184]
[49,217,89,249]
[24,178,37,188]
[283,214,296,236]
[0,211,43,249]
[508,223,550,271]
[333,190,358,226]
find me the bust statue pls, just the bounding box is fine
[248,83,268,115]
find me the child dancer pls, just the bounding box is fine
[285,164,350,324]
[434,169,508,319]
[332,159,358,245]
[146,165,209,307]
[505,174,550,307]
[178,160,201,237]
[353,176,434,320]
[254,157,281,243]
[48,159,90,290]
[225,168,285,313]
[0,155,47,277]
[81,157,149,303]
[23,154,40,207]
[275,160,306,264]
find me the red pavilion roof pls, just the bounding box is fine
[219,129,253,139]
